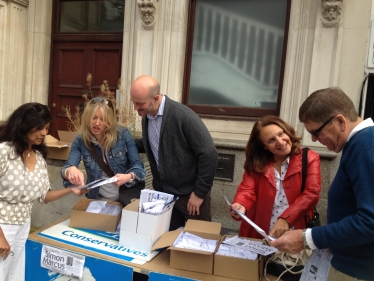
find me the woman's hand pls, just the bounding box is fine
[65,166,84,186]
[0,227,11,260]
[269,218,290,238]
[70,186,89,196]
[112,173,133,187]
[229,202,246,219]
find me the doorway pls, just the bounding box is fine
[49,0,124,138]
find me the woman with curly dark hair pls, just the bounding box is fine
[229,115,321,239]
[0,103,85,280]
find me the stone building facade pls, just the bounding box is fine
[0,0,372,231]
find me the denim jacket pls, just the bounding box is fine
[61,126,146,199]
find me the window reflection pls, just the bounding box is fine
[60,1,124,32]
[188,0,287,109]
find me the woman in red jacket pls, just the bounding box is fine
[229,115,321,239]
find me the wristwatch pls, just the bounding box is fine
[302,229,311,250]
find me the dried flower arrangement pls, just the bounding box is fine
[61,73,138,136]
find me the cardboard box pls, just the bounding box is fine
[45,131,78,160]
[70,198,122,232]
[214,235,264,281]
[153,219,222,274]
[119,199,173,254]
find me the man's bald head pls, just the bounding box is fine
[130,75,162,117]
[131,75,160,99]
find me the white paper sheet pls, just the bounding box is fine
[41,245,85,280]
[221,192,275,241]
[71,177,117,190]
[139,189,177,215]
[172,231,218,252]
[300,249,332,281]
[223,235,277,256]
[216,240,258,260]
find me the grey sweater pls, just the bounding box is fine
[136,96,217,198]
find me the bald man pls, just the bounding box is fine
[130,75,218,230]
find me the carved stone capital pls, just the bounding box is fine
[137,0,156,30]
[321,0,343,27]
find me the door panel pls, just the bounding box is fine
[58,48,86,87]
[50,41,122,138]
[92,47,122,87]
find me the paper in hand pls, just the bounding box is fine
[221,191,275,241]
[71,177,117,190]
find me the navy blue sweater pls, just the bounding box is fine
[312,126,374,280]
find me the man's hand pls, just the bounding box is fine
[268,229,304,254]
[65,166,84,186]
[269,218,290,238]
[187,192,204,215]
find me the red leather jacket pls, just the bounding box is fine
[232,149,321,239]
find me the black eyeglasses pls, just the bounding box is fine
[309,115,336,137]
[92,97,114,109]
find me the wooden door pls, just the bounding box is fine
[49,42,122,137]
[48,0,124,138]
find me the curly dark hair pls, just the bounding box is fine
[0,102,52,160]
[244,115,301,174]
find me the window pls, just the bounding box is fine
[59,0,125,33]
[183,0,291,119]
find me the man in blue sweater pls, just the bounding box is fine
[269,87,374,280]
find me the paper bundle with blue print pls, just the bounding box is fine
[139,189,178,215]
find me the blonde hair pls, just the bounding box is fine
[80,99,118,150]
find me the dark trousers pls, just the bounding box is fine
[119,181,145,206]
[169,191,211,231]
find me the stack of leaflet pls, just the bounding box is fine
[139,189,178,215]
[219,236,277,259]
[172,232,218,253]
[86,201,122,216]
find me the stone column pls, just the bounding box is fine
[301,0,370,147]
[0,1,7,117]
[120,0,189,105]
[24,0,52,104]
[280,0,317,134]
[0,0,29,120]
[0,0,52,120]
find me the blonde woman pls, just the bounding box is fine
[61,97,146,205]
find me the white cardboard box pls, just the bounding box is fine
[119,199,173,254]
